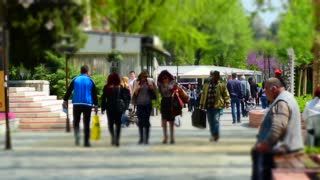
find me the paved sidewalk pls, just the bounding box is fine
[0,107,260,180]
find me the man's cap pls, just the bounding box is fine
[274,69,282,74]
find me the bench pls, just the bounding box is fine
[272,153,320,180]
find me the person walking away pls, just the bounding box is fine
[157,70,177,144]
[120,76,131,127]
[63,65,98,147]
[259,81,268,109]
[248,77,258,107]
[199,70,230,142]
[189,85,197,112]
[128,70,136,95]
[303,86,320,146]
[240,75,251,117]
[132,70,157,144]
[101,73,131,147]
[227,73,243,123]
[274,69,287,90]
[251,78,303,180]
[187,84,192,112]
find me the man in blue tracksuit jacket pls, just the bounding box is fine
[63,65,98,147]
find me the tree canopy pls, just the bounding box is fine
[6,0,86,70]
[90,0,253,67]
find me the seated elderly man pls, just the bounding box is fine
[251,77,303,180]
[303,86,320,146]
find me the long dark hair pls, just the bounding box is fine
[137,70,149,82]
[157,70,174,84]
[105,72,121,94]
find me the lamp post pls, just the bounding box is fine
[0,3,11,149]
[55,35,76,132]
[0,0,35,150]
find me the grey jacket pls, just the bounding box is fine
[257,91,303,152]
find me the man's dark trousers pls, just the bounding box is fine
[73,105,92,146]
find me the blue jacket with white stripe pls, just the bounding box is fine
[63,74,98,107]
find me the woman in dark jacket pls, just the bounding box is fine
[101,72,131,147]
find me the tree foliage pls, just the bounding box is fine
[7,0,87,71]
[277,0,314,66]
[90,0,253,67]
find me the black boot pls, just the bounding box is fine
[115,124,121,147]
[145,127,150,145]
[138,126,143,144]
[74,129,80,146]
[84,133,91,147]
[109,124,115,146]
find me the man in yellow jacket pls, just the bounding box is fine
[199,70,230,142]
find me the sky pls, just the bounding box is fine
[241,0,285,27]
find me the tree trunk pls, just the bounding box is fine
[303,67,307,96]
[298,68,302,97]
[312,0,320,91]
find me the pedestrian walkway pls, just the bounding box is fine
[0,107,261,180]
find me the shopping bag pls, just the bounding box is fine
[174,116,181,127]
[91,115,101,140]
[191,108,207,129]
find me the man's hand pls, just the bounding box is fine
[94,106,98,114]
[256,142,270,153]
[225,103,230,109]
[62,101,68,109]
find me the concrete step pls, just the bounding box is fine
[9,95,57,102]
[10,100,63,108]
[14,111,66,118]
[8,87,35,92]
[10,105,62,113]
[19,123,70,130]
[19,117,66,124]
[9,91,47,97]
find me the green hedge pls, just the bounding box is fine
[295,95,313,112]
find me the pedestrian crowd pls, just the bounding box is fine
[63,65,316,180]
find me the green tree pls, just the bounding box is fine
[7,0,86,70]
[277,0,314,96]
[91,0,253,67]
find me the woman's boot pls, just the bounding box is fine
[162,120,167,144]
[138,126,143,144]
[108,124,115,145]
[169,122,175,144]
[145,127,150,145]
[115,124,121,147]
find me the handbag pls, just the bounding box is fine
[178,87,189,103]
[116,88,126,113]
[91,115,101,140]
[191,108,207,129]
[171,93,184,116]
[148,89,157,100]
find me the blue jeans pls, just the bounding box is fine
[260,96,268,109]
[207,108,221,136]
[231,96,241,123]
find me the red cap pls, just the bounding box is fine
[274,69,282,74]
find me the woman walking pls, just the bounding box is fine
[157,70,177,144]
[120,76,131,127]
[132,70,157,144]
[101,72,130,147]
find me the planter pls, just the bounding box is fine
[249,110,266,128]
[0,112,19,134]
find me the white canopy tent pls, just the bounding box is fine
[156,65,262,82]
